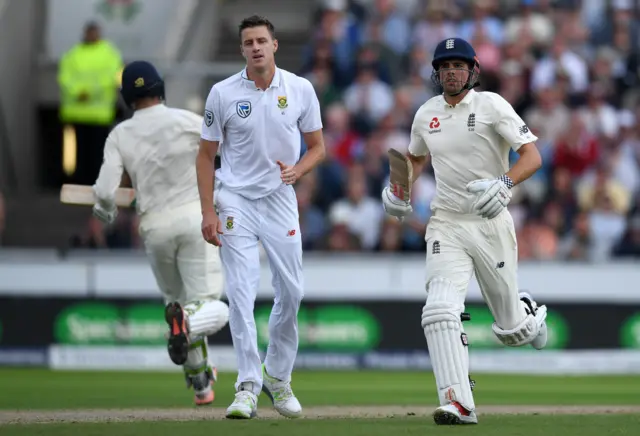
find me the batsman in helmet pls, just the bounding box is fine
[381,38,548,425]
[92,60,229,406]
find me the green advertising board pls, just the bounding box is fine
[255,305,381,352]
[621,313,640,348]
[54,302,166,345]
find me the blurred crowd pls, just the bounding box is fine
[72,0,640,262]
[287,0,640,261]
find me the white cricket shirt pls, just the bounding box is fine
[93,104,203,216]
[408,90,538,215]
[201,67,323,200]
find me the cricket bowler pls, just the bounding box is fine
[381,38,548,425]
[196,16,325,419]
[92,60,230,406]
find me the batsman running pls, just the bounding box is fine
[197,16,325,419]
[382,38,548,425]
[92,61,229,406]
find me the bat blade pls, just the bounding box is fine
[60,184,136,208]
[387,148,413,202]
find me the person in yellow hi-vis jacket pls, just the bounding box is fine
[58,21,123,185]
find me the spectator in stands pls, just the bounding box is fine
[524,86,571,148]
[412,1,455,58]
[553,113,600,177]
[558,212,592,261]
[366,0,411,57]
[359,129,389,196]
[69,216,108,249]
[327,163,383,250]
[578,84,620,141]
[503,0,554,49]
[343,62,394,129]
[57,21,123,186]
[377,216,403,251]
[578,162,632,217]
[308,0,361,83]
[586,187,628,262]
[517,213,558,261]
[613,215,640,258]
[324,205,362,251]
[457,0,504,47]
[301,39,345,104]
[530,34,589,98]
[296,175,327,250]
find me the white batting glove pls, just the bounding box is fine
[92,202,118,224]
[382,186,413,220]
[466,176,514,219]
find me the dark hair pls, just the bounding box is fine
[238,15,276,40]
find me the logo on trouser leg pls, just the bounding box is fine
[226,216,234,230]
[444,388,457,403]
[432,240,440,255]
[460,333,468,346]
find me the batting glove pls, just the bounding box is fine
[92,202,118,224]
[382,186,413,220]
[466,176,513,219]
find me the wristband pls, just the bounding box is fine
[499,175,515,189]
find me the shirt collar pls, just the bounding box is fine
[241,67,282,90]
[133,103,166,116]
[443,89,476,108]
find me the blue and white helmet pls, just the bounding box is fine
[430,38,481,95]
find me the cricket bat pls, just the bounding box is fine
[60,184,137,208]
[387,148,413,202]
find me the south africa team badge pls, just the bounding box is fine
[277,96,288,109]
[226,216,234,230]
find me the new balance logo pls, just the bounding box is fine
[432,240,440,255]
[467,113,476,131]
[496,261,505,269]
[519,125,529,135]
[445,39,455,49]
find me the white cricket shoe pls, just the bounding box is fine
[433,402,478,425]
[519,291,548,350]
[261,364,302,418]
[225,385,258,419]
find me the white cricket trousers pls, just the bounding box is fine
[138,201,223,305]
[425,209,527,330]
[216,183,303,394]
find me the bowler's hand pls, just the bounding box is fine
[466,178,512,219]
[201,210,223,246]
[277,160,299,185]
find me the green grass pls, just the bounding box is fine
[1,369,640,409]
[3,416,640,436]
[1,369,640,436]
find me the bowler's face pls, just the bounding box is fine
[240,26,277,72]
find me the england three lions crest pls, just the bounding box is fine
[236,101,252,118]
